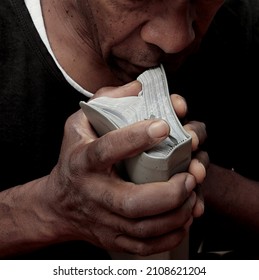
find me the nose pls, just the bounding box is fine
[140,3,195,54]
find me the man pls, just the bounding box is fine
[0,0,211,260]
[0,0,252,260]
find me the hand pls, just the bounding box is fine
[94,81,208,182]
[95,82,209,218]
[44,81,208,256]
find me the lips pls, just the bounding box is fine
[118,58,157,75]
[110,57,160,82]
[109,39,200,83]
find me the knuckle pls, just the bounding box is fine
[102,190,114,208]
[121,194,139,218]
[126,128,147,149]
[93,140,112,164]
[85,137,114,169]
[134,242,151,256]
[131,222,149,238]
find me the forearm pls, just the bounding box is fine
[202,163,259,232]
[0,176,61,258]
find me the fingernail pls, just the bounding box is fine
[188,130,199,150]
[147,120,169,138]
[193,201,205,218]
[185,175,196,192]
[199,201,205,214]
[174,94,187,115]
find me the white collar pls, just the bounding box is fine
[24,0,93,98]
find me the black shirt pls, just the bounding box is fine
[0,0,110,260]
[1,0,259,259]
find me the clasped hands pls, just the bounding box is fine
[47,80,208,256]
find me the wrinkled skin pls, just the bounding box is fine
[45,82,208,255]
[0,81,208,258]
[0,0,224,258]
[42,0,224,91]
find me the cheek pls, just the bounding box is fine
[99,19,143,59]
[78,1,118,48]
[82,0,149,58]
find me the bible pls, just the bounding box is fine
[80,64,192,184]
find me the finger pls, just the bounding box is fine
[83,119,170,171]
[188,151,209,184]
[114,227,187,256]
[170,94,188,118]
[184,121,207,150]
[93,81,142,99]
[192,185,205,218]
[183,216,194,231]
[63,109,98,144]
[111,191,196,238]
[97,173,197,218]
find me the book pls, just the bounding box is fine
[80,65,191,260]
[80,64,192,184]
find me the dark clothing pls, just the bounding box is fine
[0,0,258,259]
[0,0,85,190]
[171,0,259,180]
[0,0,110,260]
[167,0,259,259]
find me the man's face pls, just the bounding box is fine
[79,0,224,83]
